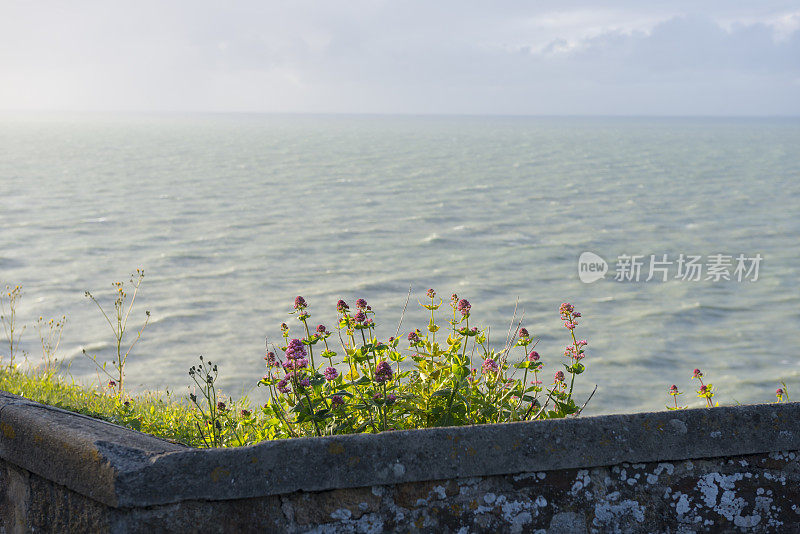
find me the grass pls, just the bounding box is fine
[0,365,202,446]
[0,364,283,448]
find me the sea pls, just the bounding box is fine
[1,113,798,415]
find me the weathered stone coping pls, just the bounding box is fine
[0,390,797,510]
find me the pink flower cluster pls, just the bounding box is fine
[482,358,500,374]
[564,340,588,360]
[374,361,393,383]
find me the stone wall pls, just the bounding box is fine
[1,391,798,533]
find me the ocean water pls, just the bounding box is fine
[1,113,798,415]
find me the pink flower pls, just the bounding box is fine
[277,377,291,394]
[564,345,584,361]
[324,367,339,381]
[481,358,499,374]
[457,298,472,317]
[264,351,279,367]
[285,338,307,360]
[282,358,308,370]
[374,361,393,383]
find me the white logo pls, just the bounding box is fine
[578,252,608,283]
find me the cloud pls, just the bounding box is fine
[0,2,797,114]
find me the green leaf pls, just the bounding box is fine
[350,376,372,387]
[450,363,467,378]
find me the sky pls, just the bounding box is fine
[1,1,799,115]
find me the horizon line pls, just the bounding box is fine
[1,109,799,120]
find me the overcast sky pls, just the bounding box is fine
[1,1,799,115]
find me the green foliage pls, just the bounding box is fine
[187,356,267,447]
[256,293,593,439]
[2,275,791,450]
[0,365,201,446]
